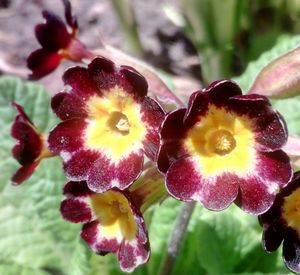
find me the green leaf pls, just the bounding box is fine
[234,35,300,93]
[0,76,94,275]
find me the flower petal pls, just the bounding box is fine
[256,150,292,189]
[229,95,287,151]
[48,119,87,155]
[35,10,70,51]
[87,151,144,193]
[61,198,92,223]
[27,48,62,80]
[235,175,276,215]
[63,150,99,181]
[11,161,40,185]
[262,222,284,252]
[160,108,187,142]
[283,229,300,273]
[166,157,239,210]
[63,66,99,98]
[81,220,121,255]
[63,180,94,197]
[51,92,88,120]
[140,96,165,160]
[157,141,188,174]
[11,103,42,165]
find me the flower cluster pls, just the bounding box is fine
[10,0,300,273]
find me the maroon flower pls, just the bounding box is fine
[61,181,150,272]
[259,172,300,273]
[11,102,52,184]
[158,80,292,214]
[48,57,165,193]
[27,0,91,80]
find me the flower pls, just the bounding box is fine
[27,0,91,80]
[259,172,300,273]
[11,102,52,184]
[60,181,150,272]
[157,80,292,214]
[48,57,165,193]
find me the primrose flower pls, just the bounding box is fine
[259,172,300,273]
[158,80,292,214]
[11,102,52,184]
[27,0,91,80]
[48,57,165,193]
[61,181,149,272]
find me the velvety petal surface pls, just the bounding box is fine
[87,151,144,193]
[36,10,71,50]
[27,49,62,80]
[11,161,40,185]
[229,95,287,152]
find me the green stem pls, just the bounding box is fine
[159,201,196,275]
[111,0,144,56]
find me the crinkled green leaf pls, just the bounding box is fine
[0,76,97,275]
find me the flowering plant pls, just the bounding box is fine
[3,0,300,274]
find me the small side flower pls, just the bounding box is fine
[158,80,292,214]
[259,172,300,273]
[27,0,91,80]
[11,102,52,184]
[60,181,150,272]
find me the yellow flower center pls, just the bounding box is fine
[90,190,137,241]
[184,105,255,177]
[282,188,300,234]
[84,88,146,161]
[207,129,236,156]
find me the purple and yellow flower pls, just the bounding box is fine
[48,57,165,193]
[27,0,91,80]
[158,80,292,214]
[11,102,53,185]
[61,181,150,272]
[259,172,300,273]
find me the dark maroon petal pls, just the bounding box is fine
[81,220,121,254]
[157,141,188,174]
[81,220,99,247]
[229,95,287,151]
[35,10,71,51]
[256,150,292,189]
[27,48,62,80]
[62,0,77,29]
[262,222,284,252]
[11,113,42,165]
[11,102,33,124]
[184,80,242,128]
[160,108,187,142]
[198,172,239,211]
[11,161,40,185]
[166,157,200,202]
[51,92,88,120]
[61,198,92,223]
[87,151,144,193]
[118,240,150,272]
[63,66,100,98]
[205,79,242,105]
[235,175,276,215]
[63,150,99,181]
[48,119,87,155]
[120,65,148,99]
[167,157,239,210]
[283,230,300,273]
[141,96,165,160]
[63,181,94,197]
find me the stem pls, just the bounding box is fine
[159,201,196,275]
[111,0,144,56]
